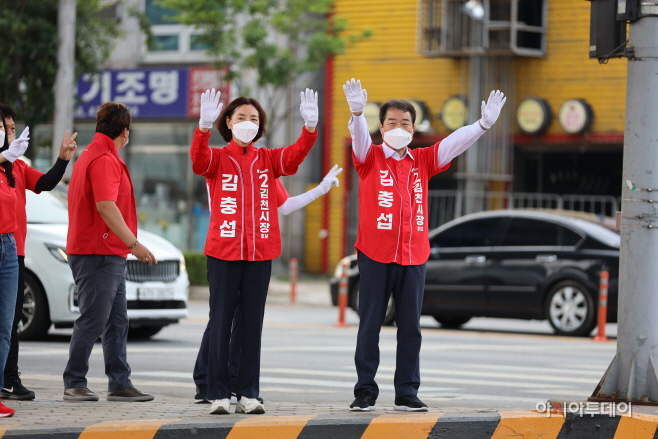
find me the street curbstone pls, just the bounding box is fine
[3,410,658,438]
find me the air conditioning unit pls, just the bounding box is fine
[417,0,547,57]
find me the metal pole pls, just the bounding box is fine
[52,0,76,176]
[463,55,483,214]
[590,15,658,404]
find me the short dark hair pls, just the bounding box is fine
[96,102,131,139]
[216,97,267,143]
[0,104,17,121]
[379,99,416,125]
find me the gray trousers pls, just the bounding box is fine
[63,255,132,392]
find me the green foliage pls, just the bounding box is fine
[0,0,120,154]
[183,251,209,286]
[157,0,371,138]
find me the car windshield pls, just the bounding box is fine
[26,190,69,224]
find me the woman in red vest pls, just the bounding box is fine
[0,111,30,418]
[190,88,319,415]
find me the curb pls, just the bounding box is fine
[2,411,658,438]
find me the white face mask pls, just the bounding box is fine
[383,127,413,150]
[0,130,4,146]
[231,121,259,144]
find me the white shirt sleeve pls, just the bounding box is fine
[278,185,327,216]
[436,121,486,169]
[348,114,372,163]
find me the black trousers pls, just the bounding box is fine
[207,257,271,400]
[354,251,426,398]
[193,303,242,390]
[3,256,23,384]
[63,255,132,392]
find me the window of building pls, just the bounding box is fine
[417,0,547,57]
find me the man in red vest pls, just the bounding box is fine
[64,102,156,402]
[344,78,506,411]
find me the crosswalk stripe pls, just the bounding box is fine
[376,365,600,384]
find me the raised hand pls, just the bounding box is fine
[300,88,319,129]
[319,164,343,193]
[343,78,368,115]
[59,130,78,161]
[1,126,30,163]
[480,90,507,130]
[199,89,223,130]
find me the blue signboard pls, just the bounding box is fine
[75,68,189,119]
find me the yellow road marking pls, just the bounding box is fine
[614,413,658,439]
[361,413,443,439]
[491,411,564,439]
[226,415,316,439]
[79,418,180,439]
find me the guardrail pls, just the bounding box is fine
[426,190,618,229]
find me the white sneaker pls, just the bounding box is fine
[235,396,265,414]
[230,393,238,404]
[209,398,230,414]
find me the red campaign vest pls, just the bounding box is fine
[191,127,317,261]
[67,133,137,257]
[353,143,450,266]
[13,160,43,256]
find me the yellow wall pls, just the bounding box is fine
[514,1,627,134]
[325,0,627,270]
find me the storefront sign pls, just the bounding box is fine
[517,97,551,135]
[558,99,593,135]
[441,97,468,131]
[75,67,229,119]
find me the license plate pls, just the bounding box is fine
[138,288,175,301]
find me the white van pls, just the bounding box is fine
[21,187,189,340]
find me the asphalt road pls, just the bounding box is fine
[16,298,618,412]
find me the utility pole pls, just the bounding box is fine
[590,11,658,404]
[52,0,76,174]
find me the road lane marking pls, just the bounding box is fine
[376,365,600,384]
[492,411,563,439]
[79,419,180,439]
[226,415,316,439]
[257,368,574,390]
[361,413,443,439]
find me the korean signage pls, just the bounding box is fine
[517,97,552,135]
[75,66,229,120]
[558,99,593,135]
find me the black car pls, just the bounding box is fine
[330,210,619,336]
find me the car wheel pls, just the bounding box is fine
[128,326,165,339]
[545,280,596,337]
[433,314,472,329]
[18,272,51,341]
[350,281,395,326]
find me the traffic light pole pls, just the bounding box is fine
[590,15,658,405]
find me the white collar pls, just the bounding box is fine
[382,143,414,161]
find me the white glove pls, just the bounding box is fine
[300,88,319,129]
[318,164,343,193]
[1,127,30,163]
[199,89,223,129]
[479,90,506,130]
[343,78,367,114]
